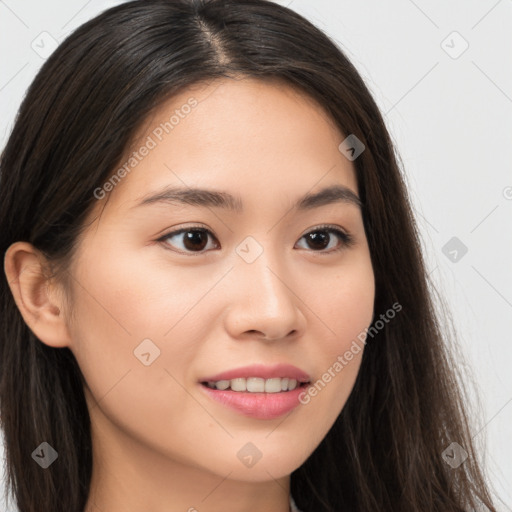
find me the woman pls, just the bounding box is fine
[0,0,498,510]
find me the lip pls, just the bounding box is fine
[198,364,311,420]
[199,383,310,420]
[199,364,311,383]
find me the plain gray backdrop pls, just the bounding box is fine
[1,0,511,510]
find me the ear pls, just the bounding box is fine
[3,241,72,348]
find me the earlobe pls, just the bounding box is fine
[3,241,72,348]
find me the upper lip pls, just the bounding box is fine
[200,364,311,383]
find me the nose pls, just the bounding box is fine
[223,246,306,342]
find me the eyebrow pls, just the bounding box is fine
[132,184,363,213]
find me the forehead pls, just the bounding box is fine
[93,77,358,216]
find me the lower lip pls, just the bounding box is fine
[199,383,309,420]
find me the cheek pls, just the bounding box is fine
[306,250,375,355]
[65,255,216,464]
[324,269,375,357]
[68,235,223,339]
[292,253,374,429]
[65,243,210,411]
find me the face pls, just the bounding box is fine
[64,78,375,485]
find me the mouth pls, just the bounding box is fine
[198,365,312,420]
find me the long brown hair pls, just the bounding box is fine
[0,0,498,510]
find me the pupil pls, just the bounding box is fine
[184,230,207,251]
[308,231,329,250]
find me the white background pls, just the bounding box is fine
[1,0,511,510]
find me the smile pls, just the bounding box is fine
[198,364,312,419]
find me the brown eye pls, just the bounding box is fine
[158,227,219,253]
[295,225,354,253]
[304,231,331,250]
[182,230,210,251]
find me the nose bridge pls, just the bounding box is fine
[226,234,302,339]
[238,237,290,304]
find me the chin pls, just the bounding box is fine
[209,444,312,483]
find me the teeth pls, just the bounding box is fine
[265,378,282,393]
[231,378,246,392]
[214,380,230,390]
[247,377,265,392]
[205,377,303,392]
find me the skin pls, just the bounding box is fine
[5,77,375,512]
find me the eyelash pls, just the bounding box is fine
[156,223,355,255]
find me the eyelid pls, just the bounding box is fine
[156,223,354,254]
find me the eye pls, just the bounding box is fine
[157,226,219,254]
[156,223,354,254]
[295,224,354,253]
